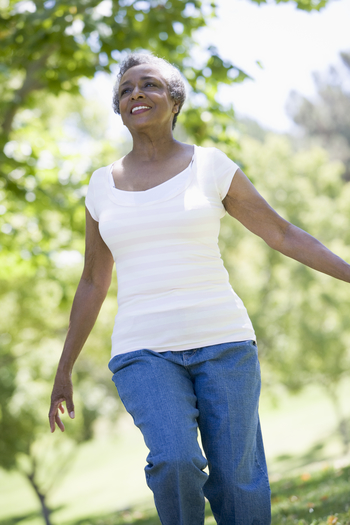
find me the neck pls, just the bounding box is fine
[128,128,179,162]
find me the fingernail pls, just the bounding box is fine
[69,411,75,419]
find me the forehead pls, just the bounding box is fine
[120,64,167,86]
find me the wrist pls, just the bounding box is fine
[57,361,73,376]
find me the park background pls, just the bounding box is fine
[1,0,350,523]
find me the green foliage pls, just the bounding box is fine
[0,90,118,488]
[0,1,252,520]
[218,133,350,447]
[0,0,335,520]
[0,0,249,270]
[268,0,328,12]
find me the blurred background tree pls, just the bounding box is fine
[0,0,251,521]
[219,132,350,453]
[287,51,350,180]
[0,0,346,523]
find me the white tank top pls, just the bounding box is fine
[85,145,255,358]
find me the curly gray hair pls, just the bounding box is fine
[112,53,186,130]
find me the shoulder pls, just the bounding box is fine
[195,146,238,169]
[86,164,112,202]
[194,146,240,201]
[195,145,231,159]
[87,164,112,188]
[90,164,112,180]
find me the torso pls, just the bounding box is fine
[111,143,194,192]
[86,145,256,356]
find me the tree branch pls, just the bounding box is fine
[2,49,55,136]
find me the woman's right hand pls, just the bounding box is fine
[48,209,114,434]
[49,372,75,433]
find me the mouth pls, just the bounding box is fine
[131,105,151,115]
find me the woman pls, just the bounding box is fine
[49,53,350,525]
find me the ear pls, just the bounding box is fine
[172,102,180,114]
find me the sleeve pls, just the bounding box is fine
[85,172,99,222]
[212,148,240,200]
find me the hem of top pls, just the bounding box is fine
[108,334,257,361]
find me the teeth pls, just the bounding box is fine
[131,106,150,113]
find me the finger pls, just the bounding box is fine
[55,412,65,432]
[65,397,75,419]
[59,403,64,414]
[49,411,62,433]
[49,407,57,433]
[48,399,65,432]
[49,414,56,433]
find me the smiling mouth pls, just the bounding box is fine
[131,105,151,114]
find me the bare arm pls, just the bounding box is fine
[223,168,350,283]
[49,209,114,432]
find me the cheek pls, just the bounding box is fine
[119,95,128,111]
[119,100,129,121]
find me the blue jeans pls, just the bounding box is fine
[109,340,271,525]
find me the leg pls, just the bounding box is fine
[189,341,271,525]
[109,349,208,525]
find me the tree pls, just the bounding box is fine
[287,51,350,180]
[0,0,335,521]
[0,79,124,524]
[0,0,251,265]
[219,133,350,452]
[0,1,249,522]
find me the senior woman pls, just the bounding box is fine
[49,53,350,525]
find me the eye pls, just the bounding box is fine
[120,87,131,96]
[145,82,155,87]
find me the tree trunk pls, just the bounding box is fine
[1,49,54,136]
[26,471,52,525]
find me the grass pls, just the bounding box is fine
[3,466,348,525]
[61,466,350,525]
[271,465,350,524]
[1,381,350,524]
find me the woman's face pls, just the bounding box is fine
[118,64,179,133]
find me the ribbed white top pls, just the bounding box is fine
[85,145,255,358]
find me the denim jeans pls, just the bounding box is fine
[109,340,271,525]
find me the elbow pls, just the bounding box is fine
[96,277,112,297]
[80,273,112,298]
[264,222,291,252]
[265,234,283,251]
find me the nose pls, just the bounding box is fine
[130,86,145,100]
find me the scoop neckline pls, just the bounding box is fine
[109,147,195,193]
[105,145,197,207]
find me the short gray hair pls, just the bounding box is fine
[112,53,186,130]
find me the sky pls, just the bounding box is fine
[85,0,350,135]
[202,0,350,131]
